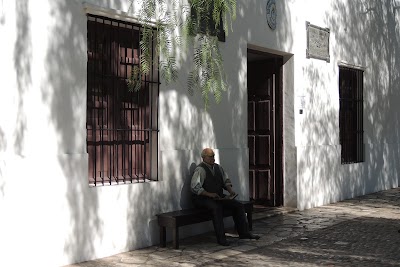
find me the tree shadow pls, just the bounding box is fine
[224,216,400,266]
[218,0,295,201]
[0,0,5,25]
[43,0,124,263]
[298,0,400,209]
[0,127,5,197]
[13,0,31,155]
[13,0,400,265]
[3,0,259,265]
[0,127,5,152]
[123,82,219,248]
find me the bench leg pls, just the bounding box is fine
[159,226,166,247]
[172,227,179,249]
[247,212,253,231]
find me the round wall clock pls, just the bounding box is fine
[266,0,277,30]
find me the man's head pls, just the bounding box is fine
[201,148,215,165]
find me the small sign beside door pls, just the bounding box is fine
[298,95,306,114]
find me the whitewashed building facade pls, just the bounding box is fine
[0,0,399,266]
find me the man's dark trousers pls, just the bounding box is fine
[193,196,249,243]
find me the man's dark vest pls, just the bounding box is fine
[199,162,224,197]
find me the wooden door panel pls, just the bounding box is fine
[258,170,271,200]
[248,135,256,165]
[256,135,271,166]
[256,100,271,131]
[249,170,273,203]
[248,101,255,131]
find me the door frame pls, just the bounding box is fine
[247,48,284,207]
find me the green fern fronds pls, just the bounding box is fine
[127,0,236,109]
[127,65,142,92]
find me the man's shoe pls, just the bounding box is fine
[218,240,230,246]
[239,233,260,240]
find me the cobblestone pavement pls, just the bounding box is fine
[66,188,400,267]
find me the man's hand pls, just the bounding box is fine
[208,192,221,199]
[200,191,220,199]
[226,185,236,197]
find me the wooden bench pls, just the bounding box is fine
[157,201,253,249]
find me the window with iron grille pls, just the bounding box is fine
[87,14,159,186]
[339,67,364,164]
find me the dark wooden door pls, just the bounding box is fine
[248,57,282,206]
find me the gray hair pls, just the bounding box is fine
[201,148,213,159]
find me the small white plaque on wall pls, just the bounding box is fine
[306,21,330,62]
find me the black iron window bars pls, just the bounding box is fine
[339,67,364,164]
[87,14,159,186]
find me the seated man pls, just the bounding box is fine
[191,148,260,246]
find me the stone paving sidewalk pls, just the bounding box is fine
[66,187,400,267]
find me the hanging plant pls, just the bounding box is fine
[128,0,237,109]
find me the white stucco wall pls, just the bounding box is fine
[234,0,400,210]
[288,0,400,209]
[0,0,399,266]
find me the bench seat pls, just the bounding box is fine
[157,201,253,249]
